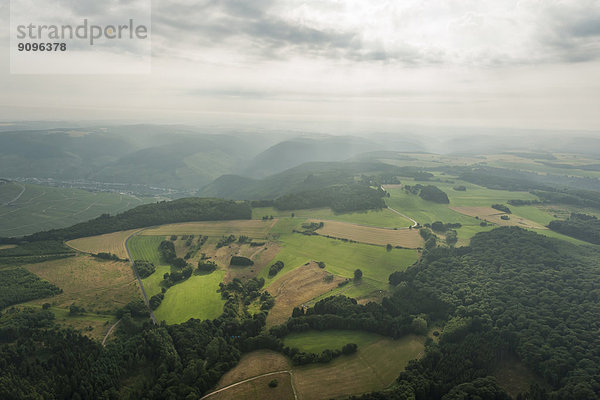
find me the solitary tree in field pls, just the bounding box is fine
[386,243,393,251]
[354,269,363,281]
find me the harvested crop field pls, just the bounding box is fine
[23,254,139,312]
[266,262,346,326]
[312,220,423,248]
[67,229,140,259]
[141,219,277,238]
[449,206,547,229]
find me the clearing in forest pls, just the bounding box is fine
[153,270,226,325]
[212,333,426,400]
[292,333,425,400]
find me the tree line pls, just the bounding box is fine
[0,198,252,244]
[273,184,386,213]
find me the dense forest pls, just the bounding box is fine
[357,227,600,399]
[0,268,62,309]
[0,198,252,243]
[404,184,450,204]
[548,213,600,244]
[273,184,386,213]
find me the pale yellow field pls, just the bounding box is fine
[293,334,425,400]
[24,254,139,313]
[266,262,345,327]
[141,219,277,238]
[214,335,426,400]
[0,244,16,250]
[217,350,291,389]
[66,228,141,259]
[449,206,547,229]
[311,220,423,248]
[209,372,295,400]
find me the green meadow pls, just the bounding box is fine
[154,270,226,324]
[284,330,382,353]
[261,231,418,294]
[253,206,412,228]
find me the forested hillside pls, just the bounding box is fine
[357,227,600,399]
[273,184,386,213]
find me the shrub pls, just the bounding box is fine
[268,261,285,277]
[230,256,254,266]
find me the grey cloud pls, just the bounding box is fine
[152,0,363,60]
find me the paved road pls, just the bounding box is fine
[387,206,418,228]
[201,370,298,400]
[125,231,157,324]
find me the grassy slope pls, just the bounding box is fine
[154,270,226,324]
[128,234,226,324]
[128,235,165,265]
[262,223,418,299]
[292,334,425,400]
[253,207,412,228]
[284,330,382,353]
[262,230,418,286]
[0,182,154,237]
[386,178,590,245]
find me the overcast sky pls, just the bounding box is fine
[1,0,599,132]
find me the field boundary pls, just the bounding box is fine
[125,230,157,324]
[201,370,298,400]
[102,319,121,347]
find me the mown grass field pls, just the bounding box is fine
[252,207,412,228]
[140,219,276,238]
[128,235,165,265]
[218,333,426,400]
[212,333,425,400]
[23,254,139,313]
[284,329,384,353]
[216,350,291,389]
[67,229,141,259]
[209,372,295,400]
[0,181,153,237]
[154,270,226,324]
[313,219,423,248]
[292,333,425,400]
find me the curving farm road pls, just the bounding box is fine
[201,370,298,400]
